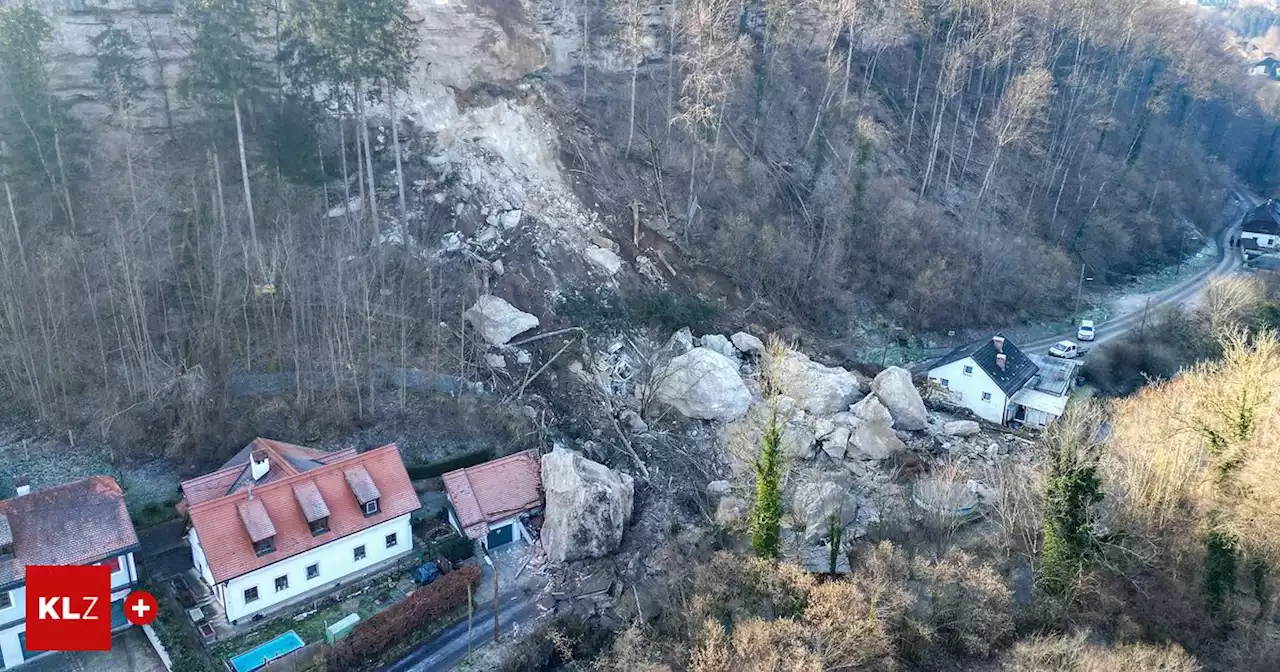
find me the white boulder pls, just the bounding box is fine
[851,395,895,426]
[699,334,738,361]
[731,332,766,356]
[870,366,928,431]
[849,421,906,460]
[771,350,865,415]
[585,246,623,275]
[654,348,751,421]
[944,420,981,437]
[782,422,817,461]
[821,427,850,459]
[464,296,539,346]
[791,476,857,543]
[664,328,695,356]
[541,446,635,563]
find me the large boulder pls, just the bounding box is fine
[791,474,858,543]
[851,394,895,426]
[849,421,906,460]
[464,295,539,346]
[870,367,928,431]
[944,420,981,437]
[723,403,818,471]
[541,447,635,563]
[781,422,817,461]
[821,427,850,459]
[772,351,865,415]
[731,332,766,356]
[700,334,739,361]
[654,348,751,421]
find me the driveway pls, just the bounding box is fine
[380,591,541,672]
[25,627,166,672]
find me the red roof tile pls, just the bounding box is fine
[185,443,420,583]
[182,439,360,506]
[292,481,330,523]
[0,476,139,587]
[236,499,276,543]
[442,451,543,540]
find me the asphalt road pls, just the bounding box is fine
[380,592,540,672]
[1019,191,1254,356]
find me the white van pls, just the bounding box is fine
[1077,320,1095,341]
[1049,340,1082,359]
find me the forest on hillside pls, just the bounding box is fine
[0,0,1276,459]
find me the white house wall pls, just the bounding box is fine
[190,528,215,587]
[219,514,412,623]
[928,358,1008,424]
[1242,231,1279,249]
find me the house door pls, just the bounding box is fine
[486,524,514,549]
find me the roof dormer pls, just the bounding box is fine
[343,466,381,517]
[0,513,12,559]
[293,480,331,536]
[237,498,277,556]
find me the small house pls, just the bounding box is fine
[0,476,141,669]
[1241,199,1280,251]
[443,450,543,551]
[181,439,420,625]
[928,335,1076,429]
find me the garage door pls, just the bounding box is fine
[486,523,513,549]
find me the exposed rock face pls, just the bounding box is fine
[772,351,865,415]
[944,420,981,437]
[851,395,895,426]
[850,421,907,460]
[541,446,635,563]
[731,332,766,356]
[464,295,539,345]
[700,334,738,361]
[870,367,928,431]
[654,348,752,421]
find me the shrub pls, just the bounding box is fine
[405,450,493,480]
[1000,632,1201,671]
[327,565,482,671]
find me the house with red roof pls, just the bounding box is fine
[0,476,140,669]
[442,450,543,551]
[181,439,420,624]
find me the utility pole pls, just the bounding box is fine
[1073,262,1086,317]
[467,582,473,658]
[493,558,500,643]
[1139,297,1151,340]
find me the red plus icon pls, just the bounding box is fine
[124,590,158,626]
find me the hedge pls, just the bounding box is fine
[405,450,493,480]
[327,565,482,671]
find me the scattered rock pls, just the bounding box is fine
[464,296,539,346]
[772,350,865,415]
[585,246,623,275]
[830,411,858,428]
[476,226,502,245]
[782,422,817,461]
[619,409,648,433]
[731,332,766,356]
[498,209,523,229]
[491,259,505,276]
[326,196,362,218]
[699,334,738,360]
[654,348,751,421]
[813,417,836,439]
[590,234,619,252]
[515,349,532,365]
[944,420,981,437]
[821,427,850,459]
[870,367,928,431]
[707,480,732,496]
[849,421,906,460]
[484,353,506,369]
[851,395,895,426]
[541,446,635,563]
[664,328,695,356]
[715,496,748,526]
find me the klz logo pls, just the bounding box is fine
[26,565,111,651]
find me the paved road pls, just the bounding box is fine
[1019,191,1254,355]
[381,592,540,672]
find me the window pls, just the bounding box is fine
[309,517,330,536]
[981,392,992,402]
[385,533,398,549]
[274,575,288,592]
[253,537,275,556]
[363,499,380,516]
[353,545,367,562]
[306,564,319,580]
[99,556,123,573]
[243,587,259,604]
[939,379,949,388]
[963,365,974,376]
[0,590,11,610]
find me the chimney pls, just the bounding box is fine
[996,353,1007,371]
[993,336,1005,353]
[250,450,270,482]
[13,476,29,497]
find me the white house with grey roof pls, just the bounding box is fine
[927,335,1077,428]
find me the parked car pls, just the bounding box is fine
[1077,320,1095,341]
[412,561,440,586]
[1049,340,1088,359]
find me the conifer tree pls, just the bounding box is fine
[750,405,785,559]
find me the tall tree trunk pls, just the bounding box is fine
[233,95,260,266]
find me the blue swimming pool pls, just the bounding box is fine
[228,630,305,672]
